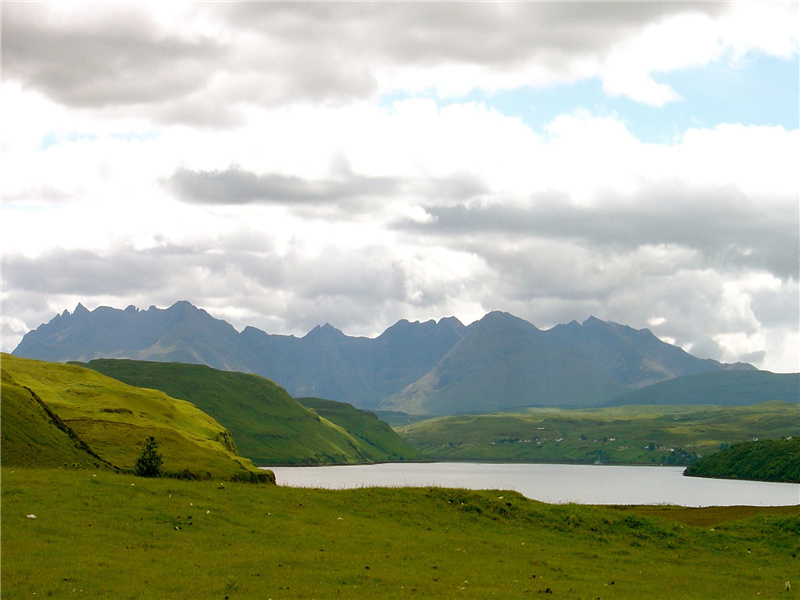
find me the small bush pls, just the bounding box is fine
[134,436,162,478]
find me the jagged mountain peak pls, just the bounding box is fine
[13,300,761,414]
[304,322,346,340]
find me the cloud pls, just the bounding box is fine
[2,3,797,374]
[166,166,402,207]
[3,4,222,109]
[407,183,798,279]
[5,2,791,122]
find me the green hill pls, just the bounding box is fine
[81,358,419,465]
[398,402,800,465]
[296,397,423,461]
[1,366,112,470]
[684,437,800,483]
[604,370,799,406]
[1,354,270,481]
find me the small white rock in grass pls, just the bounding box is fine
[26,514,37,519]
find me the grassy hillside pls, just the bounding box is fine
[296,397,423,461]
[1,367,112,470]
[685,437,800,483]
[398,402,800,465]
[81,358,416,465]
[1,354,268,481]
[605,369,799,406]
[3,468,798,599]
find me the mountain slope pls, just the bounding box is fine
[81,358,420,464]
[544,316,755,389]
[13,301,258,372]
[381,312,627,415]
[0,354,269,481]
[603,370,800,407]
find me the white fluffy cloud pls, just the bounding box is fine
[2,2,798,372]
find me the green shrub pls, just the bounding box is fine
[134,436,163,477]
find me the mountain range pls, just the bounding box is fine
[13,301,765,415]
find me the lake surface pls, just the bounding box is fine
[264,462,800,507]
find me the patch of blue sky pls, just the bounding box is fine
[110,130,160,143]
[380,53,798,144]
[39,130,159,151]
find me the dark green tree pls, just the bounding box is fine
[135,436,163,477]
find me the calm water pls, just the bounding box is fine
[264,462,800,507]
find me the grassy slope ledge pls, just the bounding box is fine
[685,437,800,483]
[82,358,420,465]
[2,468,798,599]
[399,402,800,465]
[296,396,423,462]
[1,354,269,482]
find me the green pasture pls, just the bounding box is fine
[2,468,798,599]
[400,402,800,465]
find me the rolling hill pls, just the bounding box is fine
[1,354,270,481]
[79,358,421,464]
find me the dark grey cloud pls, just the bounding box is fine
[225,2,722,67]
[3,4,222,110]
[167,167,402,207]
[400,185,799,280]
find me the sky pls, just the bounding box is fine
[2,2,798,373]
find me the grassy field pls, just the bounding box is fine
[2,467,798,599]
[399,402,800,465]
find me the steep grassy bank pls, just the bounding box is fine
[1,354,268,481]
[82,358,420,464]
[2,468,798,599]
[399,402,800,465]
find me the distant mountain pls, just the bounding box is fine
[380,312,627,414]
[13,301,257,372]
[544,316,755,389]
[14,301,759,414]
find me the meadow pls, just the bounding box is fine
[3,467,798,599]
[399,402,800,465]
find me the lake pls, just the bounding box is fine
[264,462,800,507]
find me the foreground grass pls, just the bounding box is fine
[3,468,798,599]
